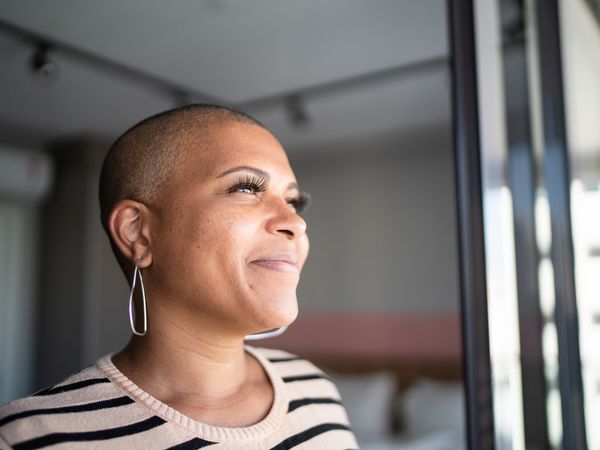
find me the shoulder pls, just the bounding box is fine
[0,362,113,417]
[247,346,331,381]
[0,359,132,448]
[248,347,359,448]
[247,346,343,409]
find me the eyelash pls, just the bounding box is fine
[288,192,311,214]
[227,175,311,214]
[227,175,269,195]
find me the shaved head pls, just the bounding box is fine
[99,104,264,232]
[99,103,265,275]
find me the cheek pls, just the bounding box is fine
[186,209,261,268]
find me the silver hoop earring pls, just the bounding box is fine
[128,263,147,336]
[245,326,287,341]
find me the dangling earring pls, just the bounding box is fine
[245,326,287,341]
[128,258,147,336]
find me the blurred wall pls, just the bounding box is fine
[36,137,129,388]
[291,124,458,313]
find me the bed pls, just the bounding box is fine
[303,357,465,450]
[265,312,465,449]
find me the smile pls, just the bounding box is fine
[250,255,299,274]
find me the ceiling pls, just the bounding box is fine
[0,0,450,153]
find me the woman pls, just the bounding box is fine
[0,104,358,449]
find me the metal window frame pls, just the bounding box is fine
[447,0,587,448]
[535,0,588,448]
[498,1,551,448]
[448,0,496,449]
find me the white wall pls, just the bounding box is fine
[0,145,49,401]
[34,138,130,387]
[291,125,459,313]
[0,202,38,403]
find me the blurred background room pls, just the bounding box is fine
[0,1,598,450]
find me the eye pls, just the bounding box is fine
[287,192,311,214]
[236,184,259,194]
[228,175,269,195]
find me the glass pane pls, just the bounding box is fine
[473,1,526,448]
[474,0,578,448]
[558,1,600,448]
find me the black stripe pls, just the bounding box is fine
[268,356,302,363]
[0,396,134,427]
[282,374,329,383]
[13,415,166,450]
[269,423,352,450]
[165,437,217,449]
[287,397,343,413]
[33,378,111,396]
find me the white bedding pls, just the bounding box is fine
[359,430,465,450]
[330,372,466,450]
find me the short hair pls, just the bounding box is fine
[98,103,265,273]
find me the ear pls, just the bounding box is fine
[107,200,153,268]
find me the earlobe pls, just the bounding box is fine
[108,200,153,268]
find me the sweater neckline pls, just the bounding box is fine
[96,345,287,442]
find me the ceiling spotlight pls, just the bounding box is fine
[30,43,59,84]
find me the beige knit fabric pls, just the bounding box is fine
[0,347,358,450]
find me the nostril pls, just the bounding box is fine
[278,229,294,238]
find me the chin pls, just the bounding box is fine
[253,292,299,332]
[276,300,299,327]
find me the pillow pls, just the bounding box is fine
[397,378,465,439]
[329,371,396,439]
[358,430,465,450]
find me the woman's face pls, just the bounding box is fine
[145,120,309,337]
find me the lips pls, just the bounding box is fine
[249,253,299,274]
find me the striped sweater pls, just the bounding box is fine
[0,346,358,449]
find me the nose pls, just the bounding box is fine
[266,199,307,239]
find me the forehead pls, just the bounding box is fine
[178,120,294,179]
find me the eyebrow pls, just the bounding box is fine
[217,165,270,179]
[217,165,300,191]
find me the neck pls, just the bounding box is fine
[112,313,254,406]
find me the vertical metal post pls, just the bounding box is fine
[499,1,550,448]
[448,0,495,448]
[535,0,588,448]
